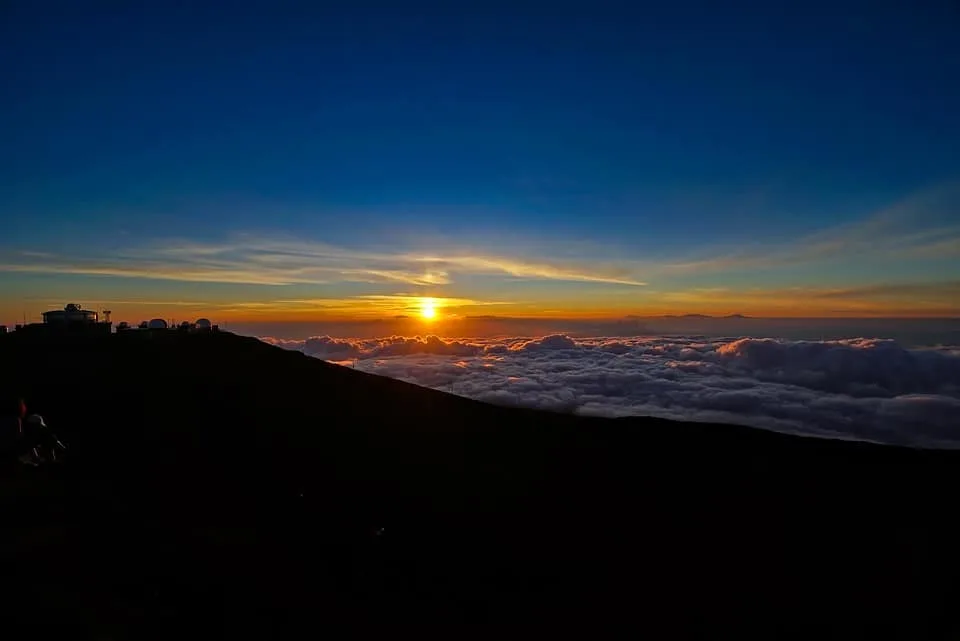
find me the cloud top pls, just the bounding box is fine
[261,334,960,448]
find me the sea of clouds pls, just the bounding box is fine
[260,334,960,447]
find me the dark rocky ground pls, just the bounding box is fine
[0,329,958,638]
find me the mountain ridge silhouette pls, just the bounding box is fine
[0,329,957,638]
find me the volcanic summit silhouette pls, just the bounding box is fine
[0,329,957,637]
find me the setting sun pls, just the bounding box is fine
[420,298,437,320]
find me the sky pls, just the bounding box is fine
[2,1,959,329]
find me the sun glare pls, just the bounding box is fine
[420,298,437,320]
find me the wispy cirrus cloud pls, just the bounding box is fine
[339,269,452,286]
[661,223,960,275]
[660,183,960,275]
[0,236,650,288]
[0,260,311,286]
[810,281,960,301]
[410,255,646,286]
[652,281,960,315]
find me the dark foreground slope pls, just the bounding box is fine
[1,330,958,638]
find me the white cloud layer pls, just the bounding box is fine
[261,334,960,448]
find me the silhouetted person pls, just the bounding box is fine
[1,395,64,465]
[22,412,64,464]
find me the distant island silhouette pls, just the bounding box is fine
[657,313,752,319]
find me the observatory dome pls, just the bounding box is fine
[147,318,168,330]
[195,318,212,329]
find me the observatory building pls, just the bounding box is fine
[21,303,112,336]
[43,303,100,325]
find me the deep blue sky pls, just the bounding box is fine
[1,1,958,322]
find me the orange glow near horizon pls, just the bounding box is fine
[3,289,958,326]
